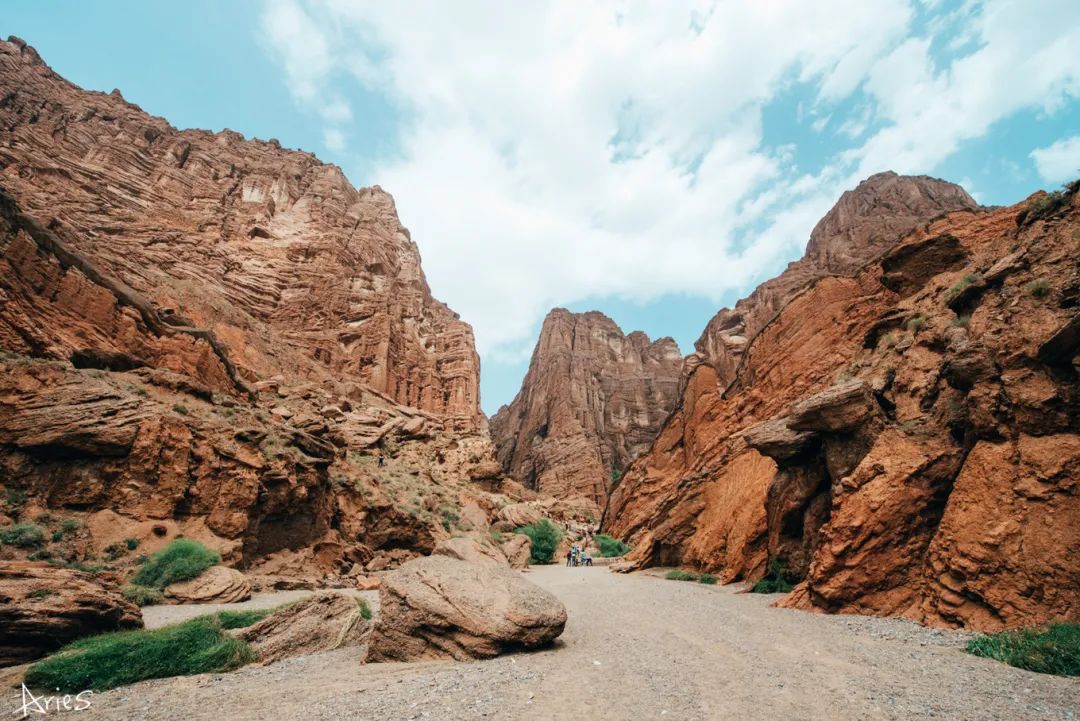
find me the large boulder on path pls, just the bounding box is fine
[366,555,566,662]
[0,562,142,666]
[238,592,372,664]
[164,565,251,604]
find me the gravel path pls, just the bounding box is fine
[37,567,1080,720]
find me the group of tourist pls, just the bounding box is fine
[566,543,593,567]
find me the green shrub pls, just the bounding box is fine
[357,598,373,621]
[1024,279,1051,298]
[595,533,631,558]
[946,274,980,302]
[951,315,970,328]
[698,573,718,585]
[665,569,699,582]
[60,519,80,533]
[51,531,64,543]
[130,539,219,589]
[125,538,140,551]
[967,624,1080,677]
[514,519,563,565]
[906,315,927,333]
[28,588,57,599]
[25,616,254,691]
[489,529,504,544]
[216,609,272,629]
[121,584,164,607]
[172,403,189,416]
[0,522,45,548]
[750,557,795,594]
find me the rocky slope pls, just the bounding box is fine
[605,175,1079,630]
[490,309,683,506]
[0,36,520,585]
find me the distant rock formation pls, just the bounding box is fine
[491,309,683,506]
[605,174,1080,630]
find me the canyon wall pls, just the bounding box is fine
[0,36,512,581]
[605,174,1079,630]
[491,309,683,507]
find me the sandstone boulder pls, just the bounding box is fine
[164,566,251,604]
[0,562,142,666]
[499,533,532,569]
[433,536,507,566]
[494,503,542,530]
[238,592,371,664]
[366,555,566,661]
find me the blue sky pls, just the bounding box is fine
[5,1,1079,415]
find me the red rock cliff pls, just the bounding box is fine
[605,174,1079,630]
[490,309,683,507]
[0,36,482,433]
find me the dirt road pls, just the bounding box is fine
[63,567,1080,720]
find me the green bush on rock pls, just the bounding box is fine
[130,538,219,589]
[595,533,630,558]
[514,519,563,565]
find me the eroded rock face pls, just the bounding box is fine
[366,555,566,661]
[0,562,142,666]
[0,38,514,581]
[239,591,371,664]
[605,177,1080,630]
[491,309,683,506]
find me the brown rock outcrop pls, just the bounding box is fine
[605,176,1080,630]
[366,555,567,661]
[238,591,371,664]
[491,309,683,505]
[0,562,142,666]
[164,566,251,604]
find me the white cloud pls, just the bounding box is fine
[1031,136,1080,184]
[322,127,346,151]
[257,0,1080,357]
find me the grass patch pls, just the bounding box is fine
[357,598,373,621]
[216,609,273,630]
[967,624,1080,677]
[906,315,928,333]
[28,588,58,600]
[130,538,219,589]
[514,519,564,565]
[698,573,718,585]
[750,558,795,594]
[945,273,980,302]
[951,315,970,328]
[665,569,699,582]
[121,584,164,607]
[0,522,45,548]
[25,616,254,692]
[595,533,631,558]
[1024,279,1051,298]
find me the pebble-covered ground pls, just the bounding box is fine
[25,567,1080,720]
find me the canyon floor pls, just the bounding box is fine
[44,568,1080,721]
